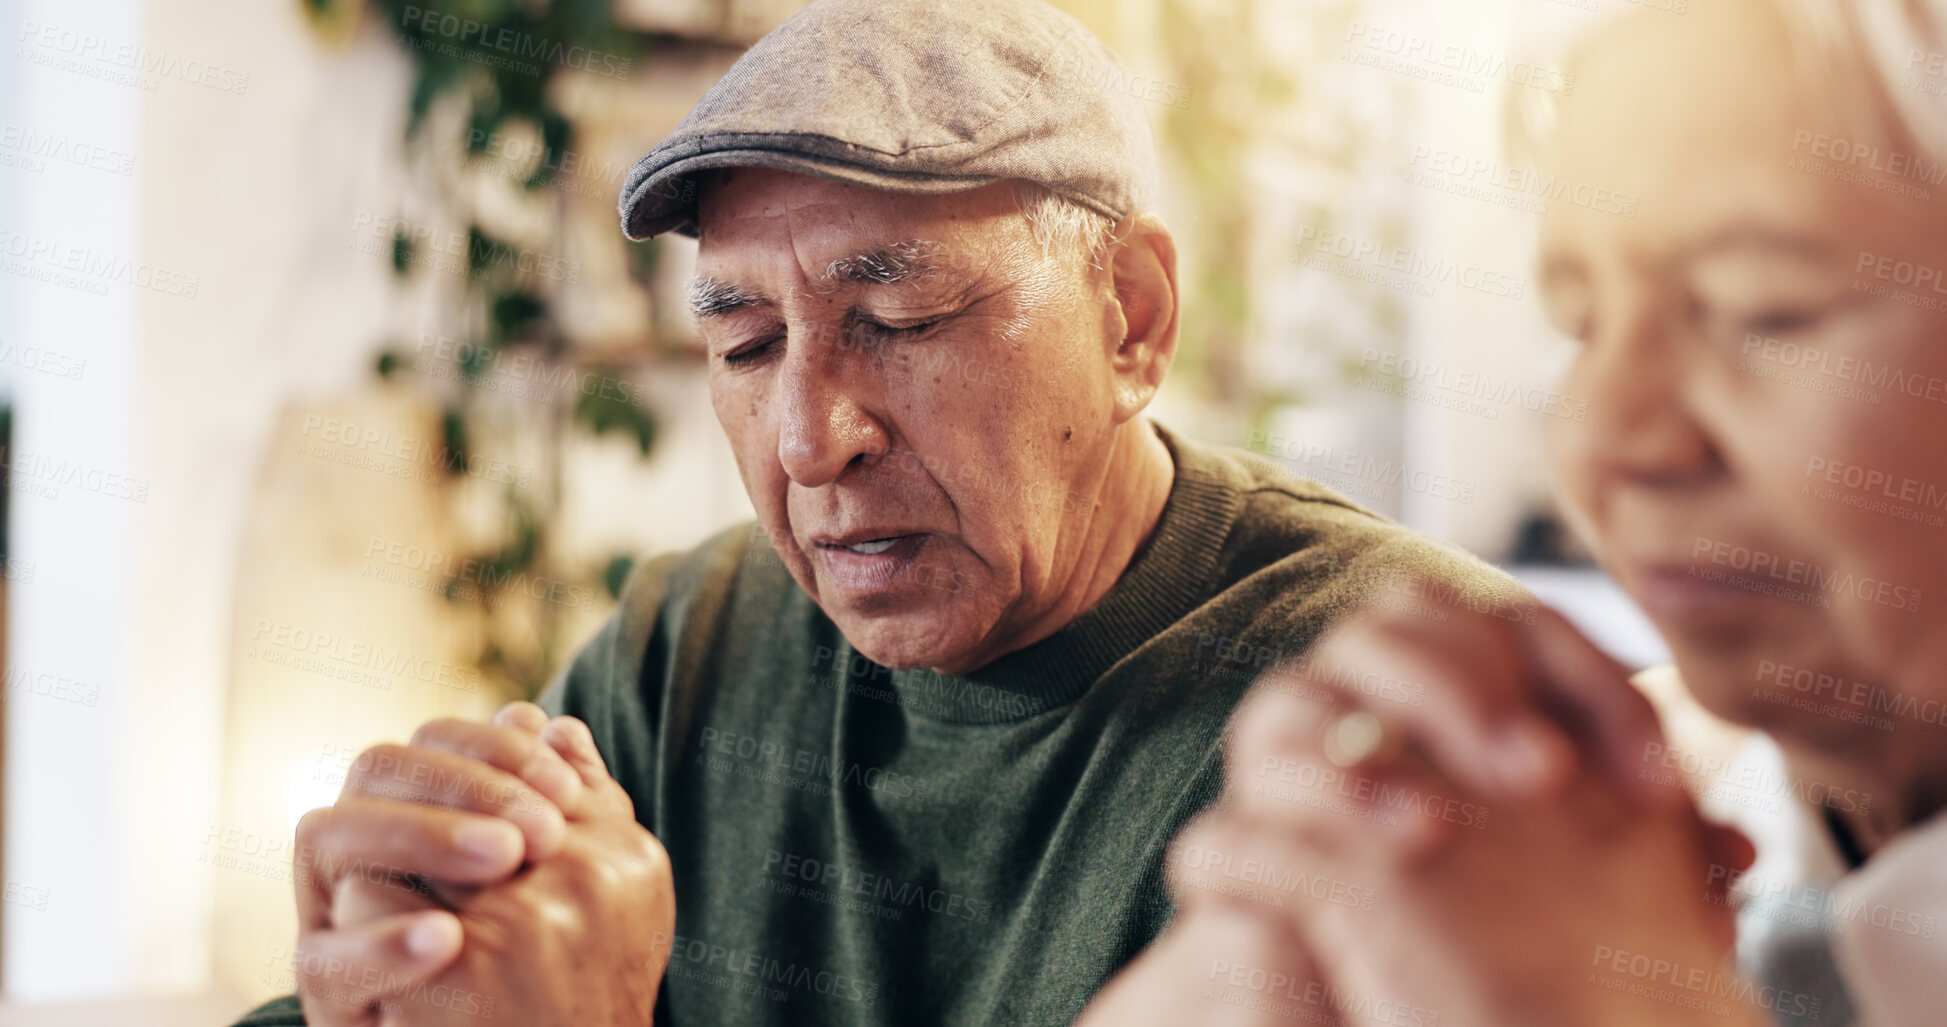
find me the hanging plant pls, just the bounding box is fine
[304,0,671,698]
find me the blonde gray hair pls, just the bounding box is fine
[1509,0,1947,167]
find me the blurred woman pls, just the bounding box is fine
[1082,1,1947,1023]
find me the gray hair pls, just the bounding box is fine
[1774,0,1947,161]
[1012,180,1119,269]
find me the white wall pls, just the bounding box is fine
[2,0,412,1001]
[3,0,145,1001]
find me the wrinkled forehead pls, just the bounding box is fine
[691,167,1036,290]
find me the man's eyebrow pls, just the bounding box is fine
[687,277,765,318]
[821,240,940,287]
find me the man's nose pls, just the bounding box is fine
[775,327,890,488]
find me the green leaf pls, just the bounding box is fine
[525,107,573,189]
[391,230,415,275]
[490,290,548,345]
[440,407,468,474]
[572,386,657,457]
[624,238,661,286]
[603,555,634,600]
[458,341,494,379]
[467,95,505,154]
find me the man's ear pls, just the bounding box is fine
[1102,212,1180,422]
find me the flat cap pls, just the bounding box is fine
[618,0,1162,240]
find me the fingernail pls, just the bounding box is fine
[406,913,458,958]
[457,820,515,862]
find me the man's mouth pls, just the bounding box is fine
[811,533,933,596]
[838,537,903,555]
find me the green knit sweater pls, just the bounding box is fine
[230,423,1517,1027]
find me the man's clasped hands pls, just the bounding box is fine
[289,703,674,1026]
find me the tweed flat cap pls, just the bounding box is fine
[618,0,1162,241]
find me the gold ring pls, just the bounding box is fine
[1321,710,1399,769]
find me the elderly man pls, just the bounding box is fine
[231,1,1515,1025]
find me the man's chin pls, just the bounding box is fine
[834,610,982,675]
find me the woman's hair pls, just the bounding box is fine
[1775,0,1947,158]
[1508,0,1947,167]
